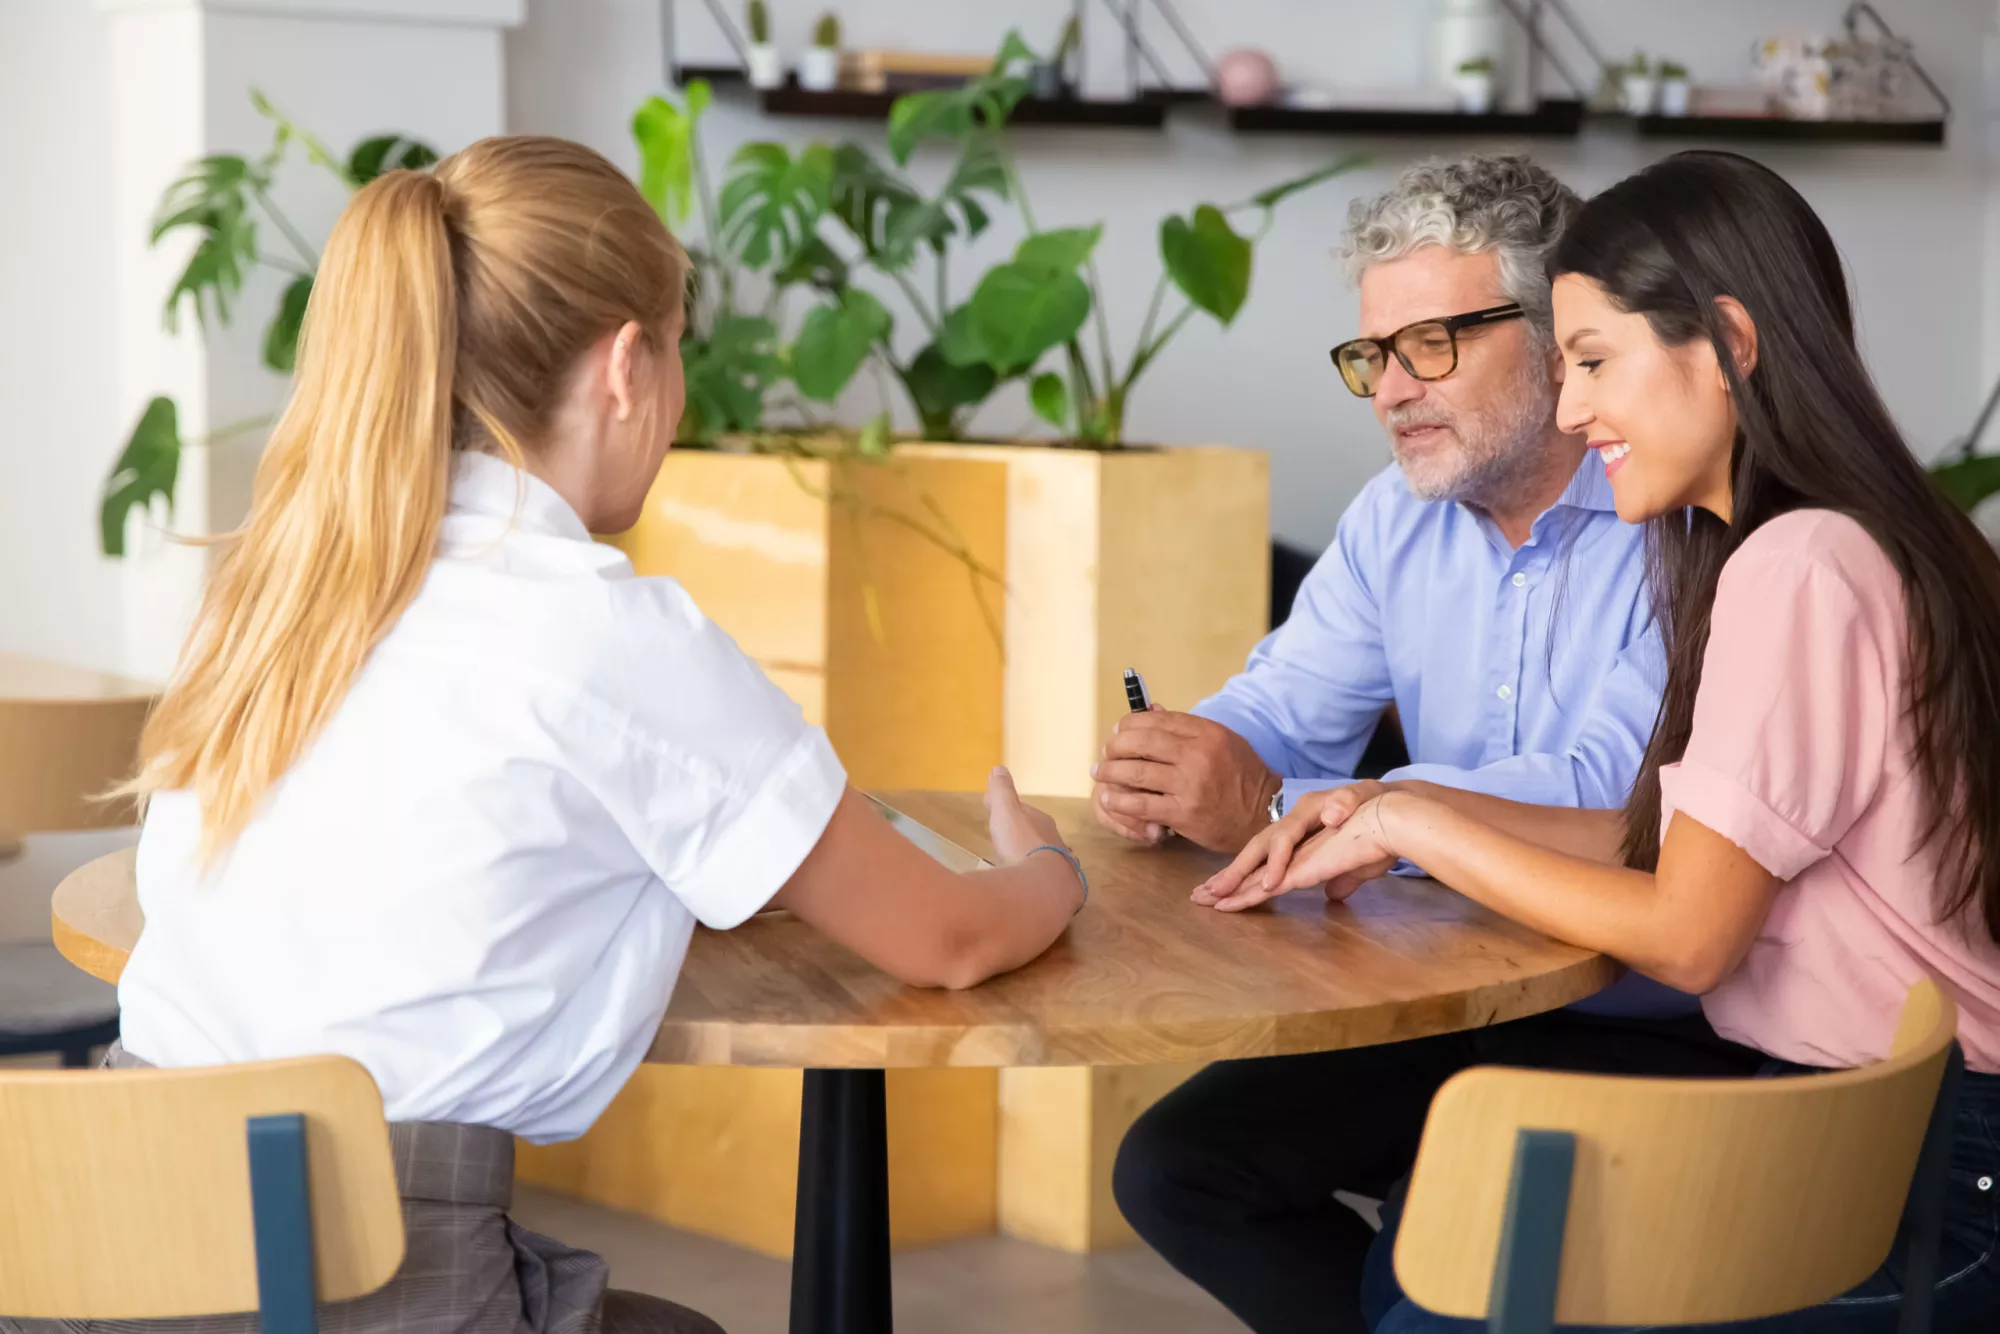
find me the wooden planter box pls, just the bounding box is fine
[515,441,1269,1255]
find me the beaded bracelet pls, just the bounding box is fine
[1027,844,1088,913]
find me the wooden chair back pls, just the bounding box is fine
[0,654,154,832]
[1395,979,1960,1328]
[0,1055,404,1320]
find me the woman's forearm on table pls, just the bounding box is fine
[1388,780,1626,863]
[1375,792,1721,992]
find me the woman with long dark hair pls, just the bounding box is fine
[1200,149,2000,1329]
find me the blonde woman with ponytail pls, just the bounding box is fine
[14,137,1084,1334]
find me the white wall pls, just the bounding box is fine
[509,0,2000,550]
[0,1,125,671]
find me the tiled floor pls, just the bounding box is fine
[512,1186,1249,1334]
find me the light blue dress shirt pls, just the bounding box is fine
[1194,453,1691,1017]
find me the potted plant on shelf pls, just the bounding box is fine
[1657,60,1692,116]
[1621,52,1658,115]
[744,0,783,91]
[1452,55,1496,115]
[800,12,842,92]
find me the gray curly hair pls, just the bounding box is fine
[1341,154,1581,346]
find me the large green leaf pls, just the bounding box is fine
[101,397,181,558]
[887,90,974,166]
[964,262,1091,371]
[263,273,313,373]
[681,313,782,442]
[885,32,1035,164]
[1247,152,1367,212]
[632,83,711,226]
[938,303,987,366]
[1030,372,1069,429]
[772,234,850,291]
[1016,224,1102,273]
[347,134,441,187]
[719,142,834,269]
[152,154,267,332]
[1930,454,2000,512]
[1162,204,1253,325]
[906,342,997,423]
[792,288,893,401]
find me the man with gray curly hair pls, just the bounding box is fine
[1103,156,1739,1334]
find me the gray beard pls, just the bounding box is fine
[1392,362,1561,509]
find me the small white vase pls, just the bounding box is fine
[1452,71,1494,114]
[1621,74,1658,115]
[746,43,784,90]
[799,46,840,92]
[1658,78,1691,116]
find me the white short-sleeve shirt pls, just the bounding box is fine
[117,452,848,1142]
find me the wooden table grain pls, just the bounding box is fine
[53,792,1616,1065]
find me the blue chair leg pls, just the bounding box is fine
[1488,1129,1575,1334]
[247,1113,319,1334]
[1897,1042,1965,1334]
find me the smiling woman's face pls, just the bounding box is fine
[1552,273,1743,524]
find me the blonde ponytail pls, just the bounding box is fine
[127,137,688,857]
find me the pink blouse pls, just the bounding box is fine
[1659,509,2000,1073]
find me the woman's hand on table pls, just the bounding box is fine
[985,766,1068,863]
[1193,783,1401,912]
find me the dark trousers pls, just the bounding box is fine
[1111,1008,1766,1334]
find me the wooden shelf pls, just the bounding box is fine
[673,64,746,85]
[1228,98,1585,137]
[759,83,1168,127]
[1633,114,1945,145]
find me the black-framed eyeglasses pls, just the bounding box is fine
[1330,303,1527,399]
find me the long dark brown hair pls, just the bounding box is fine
[1551,150,2000,942]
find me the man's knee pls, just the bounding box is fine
[1112,1086,1231,1236]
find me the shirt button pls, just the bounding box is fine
[1981,1176,1994,1192]
[1497,684,1514,701]
[1512,572,1528,587]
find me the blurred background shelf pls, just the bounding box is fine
[758,81,1171,127]
[1228,98,1585,138]
[1633,114,1947,144]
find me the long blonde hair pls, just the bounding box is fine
[128,135,689,856]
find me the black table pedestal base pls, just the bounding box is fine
[789,1068,892,1334]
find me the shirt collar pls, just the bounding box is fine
[447,450,595,544]
[1552,449,1618,513]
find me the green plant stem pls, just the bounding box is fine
[935,252,949,320]
[1128,273,1171,374]
[201,412,280,447]
[254,189,320,269]
[691,139,736,312]
[993,132,1039,236]
[887,267,940,336]
[1129,303,1197,381]
[1084,254,1116,398]
[257,252,314,278]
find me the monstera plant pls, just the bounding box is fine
[99,91,438,556]
[715,31,1362,447]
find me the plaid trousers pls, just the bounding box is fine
[0,1044,722,1334]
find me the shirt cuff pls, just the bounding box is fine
[1658,758,1826,880]
[1280,776,1347,812]
[673,729,849,930]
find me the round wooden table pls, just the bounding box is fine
[53,790,1615,1334]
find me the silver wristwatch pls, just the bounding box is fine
[1268,788,1286,824]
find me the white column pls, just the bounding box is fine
[102,0,523,678]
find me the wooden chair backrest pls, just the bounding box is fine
[1395,979,1958,1327]
[0,654,154,832]
[0,1056,405,1319]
